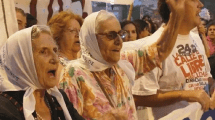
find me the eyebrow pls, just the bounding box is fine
[17,20,22,23]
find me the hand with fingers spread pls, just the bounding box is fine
[180,90,210,112]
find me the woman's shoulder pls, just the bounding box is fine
[0,92,25,120]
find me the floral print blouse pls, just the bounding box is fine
[59,43,160,120]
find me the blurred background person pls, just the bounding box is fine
[48,11,83,81]
[26,13,38,28]
[142,15,156,34]
[121,20,138,42]
[48,11,83,64]
[134,19,150,39]
[201,18,208,35]
[15,7,26,30]
[207,22,215,56]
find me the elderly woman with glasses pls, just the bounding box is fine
[48,11,83,64]
[0,25,84,120]
[59,0,185,119]
[48,11,83,82]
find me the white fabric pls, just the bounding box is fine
[159,102,203,120]
[91,0,134,5]
[70,1,83,17]
[83,0,93,15]
[0,0,18,48]
[0,27,72,120]
[132,25,212,119]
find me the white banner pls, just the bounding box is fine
[91,0,134,5]
[159,102,215,120]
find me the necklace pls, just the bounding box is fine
[35,97,52,120]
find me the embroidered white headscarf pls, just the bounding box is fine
[72,10,135,84]
[0,26,72,120]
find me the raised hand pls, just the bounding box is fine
[166,0,186,18]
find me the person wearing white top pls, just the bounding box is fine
[132,0,215,119]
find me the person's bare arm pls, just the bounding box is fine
[155,0,185,61]
[134,90,210,111]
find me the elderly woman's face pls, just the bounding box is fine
[61,19,81,52]
[32,33,59,89]
[96,18,123,65]
[122,23,137,42]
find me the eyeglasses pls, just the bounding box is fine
[67,28,80,35]
[97,30,127,40]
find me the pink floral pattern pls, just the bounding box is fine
[59,65,138,120]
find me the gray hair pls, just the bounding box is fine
[95,10,117,33]
[31,25,52,40]
[31,25,54,51]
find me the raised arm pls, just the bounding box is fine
[155,0,185,61]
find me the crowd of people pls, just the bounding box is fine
[1,0,215,120]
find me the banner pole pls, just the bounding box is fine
[127,3,133,21]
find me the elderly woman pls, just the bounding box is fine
[48,11,83,64]
[48,11,83,81]
[59,1,185,119]
[121,20,138,42]
[0,25,84,120]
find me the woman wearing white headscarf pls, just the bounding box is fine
[59,0,185,119]
[0,25,84,120]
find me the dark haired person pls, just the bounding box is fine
[134,19,150,38]
[121,20,138,41]
[15,7,26,30]
[132,0,215,119]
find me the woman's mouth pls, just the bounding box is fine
[47,70,56,78]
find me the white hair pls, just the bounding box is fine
[31,25,52,40]
[95,10,117,33]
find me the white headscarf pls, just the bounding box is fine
[74,10,135,84]
[0,26,72,120]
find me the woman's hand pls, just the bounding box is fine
[166,0,185,18]
[180,90,210,111]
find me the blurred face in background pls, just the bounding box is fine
[61,19,81,53]
[201,20,207,34]
[122,23,137,42]
[139,27,150,38]
[16,11,26,30]
[208,25,215,40]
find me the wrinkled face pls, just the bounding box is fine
[32,33,59,89]
[183,0,203,28]
[16,12,26,30]
[96,18,123,65]
[122,23,137,41]
[139,28,150,38]
[208,25,215,39]
[61,19,81,52]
